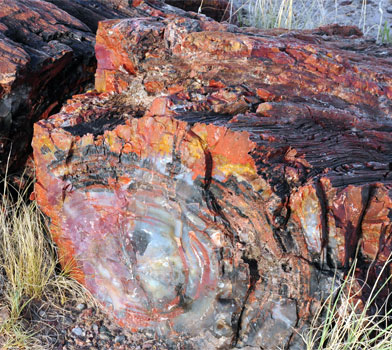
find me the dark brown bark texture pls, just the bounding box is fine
[32,0,392,349]
[0,0,137,175]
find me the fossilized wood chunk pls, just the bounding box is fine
[33,2,392,349]
[34,92,313,349]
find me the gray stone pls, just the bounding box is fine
[92,323,99,333]
[76,303,86,311]
[71,326,85,338]
[114,335,126,343]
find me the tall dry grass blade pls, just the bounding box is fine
[0,174,94,349]
[303,256,392,350]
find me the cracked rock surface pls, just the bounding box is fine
[33,0,392,349]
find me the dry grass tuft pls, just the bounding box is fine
[226,0,390,42]
[230,0,327,30]
[0,175,92,349]
[304,257,392,350]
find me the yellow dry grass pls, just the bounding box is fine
[0,175,91,350]
[226,0,390,42]
[304,257,392,350]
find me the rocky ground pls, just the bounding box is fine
[0,295,195,350]
[33,300,194,350]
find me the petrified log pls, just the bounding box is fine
[0,0,136,175]
[33,1,392,349]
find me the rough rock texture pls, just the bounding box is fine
[0,0,137,175]
[33,1,392,349]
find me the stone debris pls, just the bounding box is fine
[59,301,192,349]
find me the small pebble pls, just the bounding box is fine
[38,310,46,317]
[75,338,85,346]
[114,335,125,344]
[100,325,111,334]
[81,307,93,317]
[92,323,99,333]
[386,6,392,14]
[76,303,86,311]
[99,333,111,341]
[64,316,74,326]
[71,326,85,338]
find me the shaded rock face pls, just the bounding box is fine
[164,0,234,22]
[33,1,392,349]
[0,0,136,175]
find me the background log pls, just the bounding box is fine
[0,0,136,175]
[164,0,236,22]
[33,1,392,348]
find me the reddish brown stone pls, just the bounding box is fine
[33,2,392,349]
